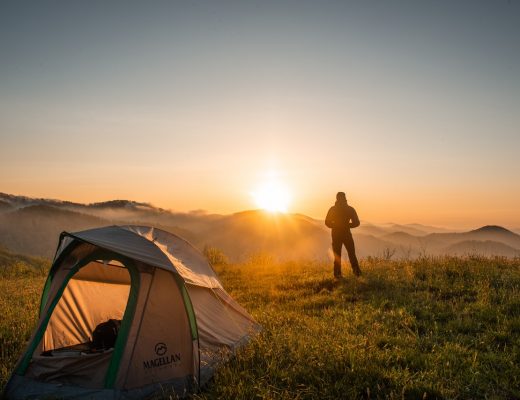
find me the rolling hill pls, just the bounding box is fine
[424,225,520,252]
[0,192,518,260]
[0,205,108,257]
[443,240,520,257]
[0,200,12,212]
[192,210,330,260]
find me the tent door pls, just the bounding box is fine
[16,250,139,389]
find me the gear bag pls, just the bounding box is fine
[92,319,121,351]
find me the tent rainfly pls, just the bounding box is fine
[3,225,259,399]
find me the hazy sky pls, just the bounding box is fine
[1,1,519,228]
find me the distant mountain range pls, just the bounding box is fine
[1,192,519,261]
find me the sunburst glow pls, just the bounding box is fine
[252,180,291,213]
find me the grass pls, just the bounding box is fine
[197,256,520,399]
[1,254,520,399]
[0,247,49,389]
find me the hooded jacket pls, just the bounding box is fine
[325,200,360,236]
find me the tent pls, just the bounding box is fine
[4,225,259,399]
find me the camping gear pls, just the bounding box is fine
[92,319,121,351]
[3,225,259,399]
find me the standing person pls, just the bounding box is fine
[325,192,361,278]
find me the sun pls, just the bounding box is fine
[252,180,291,213]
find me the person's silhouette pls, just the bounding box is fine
[325,192,361,278]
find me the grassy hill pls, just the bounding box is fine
[0,247,49,389]
[1,254,519,398]
[200,256,520,399]
[0,245,50,278]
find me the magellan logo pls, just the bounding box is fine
[155,342,167,356]
[143,343,181,370]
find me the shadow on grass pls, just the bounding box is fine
[276,272,403,302]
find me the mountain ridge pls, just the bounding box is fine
[471,225,516,235]
[0,192,517,260]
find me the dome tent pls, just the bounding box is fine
[4,225,259,399]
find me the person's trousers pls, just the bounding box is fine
[332,232,361,276]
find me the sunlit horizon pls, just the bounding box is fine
[1,186,517,232]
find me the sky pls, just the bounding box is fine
[0,1,519,228]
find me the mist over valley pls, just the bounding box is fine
[1,193,519,261]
